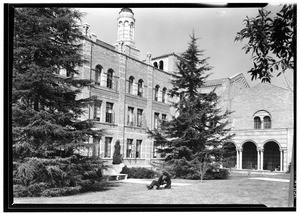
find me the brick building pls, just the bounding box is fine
[71,8,293,171]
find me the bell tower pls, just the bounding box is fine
[115,8,140,59]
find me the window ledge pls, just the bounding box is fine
[93,121,118,127]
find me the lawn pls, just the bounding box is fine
[13,172,290,207]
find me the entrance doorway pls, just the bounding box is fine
[242,142,257,169]
[263,142,280,170]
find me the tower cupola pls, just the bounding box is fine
[117,8,136,48]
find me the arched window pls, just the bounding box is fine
[159,60,164,70]
[253,110,271,130]
[162,87,167,103]
[263,116,271,129]
[138,79,143,97]
[153,62,158,68]
[107,69,113,89]
[154,85,160,101]
[254,117,261,129]
[128,76,134,94]
[95,65,102,86]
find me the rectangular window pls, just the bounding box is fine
[137,109,143,127]
[162,114,167,122]
[154,112,160,129]
[127,107,134,126]
[126,139,133,158]
[106,102,114,123]
[136,140,142,158]
[153,141,158,158]
[93,103,101,121]
[104,137,112,158]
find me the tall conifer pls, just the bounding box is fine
[149,33,233,178]
[12,8,103,159]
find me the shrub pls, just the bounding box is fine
[13,155,109,197]
[121,166,157,179]
[160,158,229,180]
[13,184,30,197]
[112,140,123,165]
[204,168,229,180]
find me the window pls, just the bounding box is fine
[136,140,142,158]
[93,136,101,157]
[154,85,160,101]
[126,139,133,158]
[153,141,158,158]
[127,107,134,126]
[162,114,167,126]
[159,60,164,70]
[153,62,158,68]
[137,79,143,97]
[263,116,271,129]
[154,112,159,129]
[105,102,114,123]
[153,141,163,158]
[107,69,113,89]
[162,88,167,103]
[104,137,112,158]
[137,109,143,127]
[128,76,134,94]
[95,65,102,86]
[254,117,261,129]
[93,103,101,121]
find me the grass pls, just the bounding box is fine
[13,172,290,207]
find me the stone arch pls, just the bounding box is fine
[242,141,258,169]
[153,62,158,68]
[241,139,258,150]
[262,139,281,149]
[263,140,281,170]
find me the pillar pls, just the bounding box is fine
[257,149,260,170]
[240,149,243,169]
[260,150,264,170]
[236,150,239,169]
[280,149,283,172]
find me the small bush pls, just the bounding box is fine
[13,155,109,197]
[204,169,229,180]
[121,166,157,179]
[13,184,30,197]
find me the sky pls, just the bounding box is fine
[78,3,294,89]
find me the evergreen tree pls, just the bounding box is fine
[12,8,104,159]
[12,7,107,197]
[149,33,233,179]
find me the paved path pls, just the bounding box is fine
[249,177,289,182]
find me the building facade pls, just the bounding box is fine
[71,8,293,171]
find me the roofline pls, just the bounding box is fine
[151,52,181,60]
[84,37,174,77]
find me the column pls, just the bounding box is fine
[280,149,283,172]
[240,150,243,169]
[260,150,264,170]
[257,150,260,170]
[236,150,240,169]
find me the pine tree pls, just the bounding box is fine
[149,33,233,179]
[12,8,104,159]
[12,7,108,197]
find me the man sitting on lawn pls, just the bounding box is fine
[146,171,171,190]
